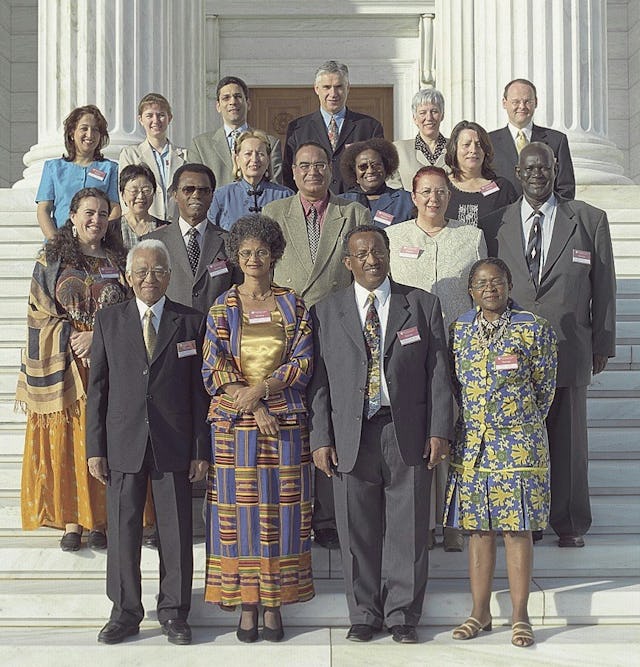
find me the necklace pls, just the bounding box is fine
[238,288,273,301]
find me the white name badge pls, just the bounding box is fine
[208,260,229,277]
[495,353,518,370]
[480,181,500,196]
[397,326,421,345]
[398,245,421,259]
[374,210,394,226]
[177,340,197,358]
[98,266,119,279]
[88,167,106,182]
[572,249,591,265]
[248,310,271,324]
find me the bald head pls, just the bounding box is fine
[515,141,557,208]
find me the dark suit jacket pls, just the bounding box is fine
[308,280,453,473]
[489,125,576,200]
[143,221,239,314]
[283,108,384,194]
[86,297,210,473]
[480,197,616,387]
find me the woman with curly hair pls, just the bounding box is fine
[36,105,121,239]
[340,137,415,227]
[17,188,129,551]
[202,213,314,642]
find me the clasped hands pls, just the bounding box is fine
[229,384,279,436]
[70,330,93,367]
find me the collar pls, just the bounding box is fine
[300,193,330,218]
[508,121,533,141]
[148,139,170,157]
[521,193,557,220]
[320,107,346,126]
[178,217,209,238]
[240,177,267,193]
[354,276,391,310]
[224,123,249,138]
[135,295,166,322]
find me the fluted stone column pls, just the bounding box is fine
[16,0,206,188]
[435,0,631,184]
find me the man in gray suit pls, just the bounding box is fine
[263,142,370,549]
[481,142,616,548]
[144,163,238,314]
[188,76,283,186]
[309,226,452,643]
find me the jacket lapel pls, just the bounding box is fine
[498,202,531,286]
[151,299,180,364]
[334,109,355,152]
[123,298,147,356]
[383,282,410,355]
[337,285,367,352]
[194,222,225,284]
[138,141,163,190]
[308,195,348,286]
[310,111,334,155]
[213,127,233,169]
[540,201,576,283]
[281,197,315,282]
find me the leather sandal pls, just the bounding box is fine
[511,621,535,647]
[452,616,492,640]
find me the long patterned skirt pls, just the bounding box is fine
[205,414,314,607]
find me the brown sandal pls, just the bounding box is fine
[452,616,492,640]
[511,621,535,647]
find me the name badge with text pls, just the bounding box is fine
[248,310,271,324]
[99,266,120,279]
[572,249,591,265]
[88,167,106,182]
[480,181,500,196]
[177,340,197,358]
[397,326,421,345]
[208,260,229,277]
[398,245,421,259]
[495,354,518,370]
[374,210,394,226]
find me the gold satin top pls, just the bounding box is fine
[240,308,286,385]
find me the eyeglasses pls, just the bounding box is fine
[132,268,170,280]
[356,160,384,173]
[470,278,508,290]
[179,185,212,196]
[506,98,535,108]
[349,249,388,262]
[415,188,448,198]
[294,162,329,173]
[124,186,154,197]
[238,249,271,259]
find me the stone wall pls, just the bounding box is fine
[628,0,640,181]
[0,1,11,188]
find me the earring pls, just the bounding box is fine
[72,226,78,238]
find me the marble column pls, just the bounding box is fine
[16,0,206,188]
[435,0,631,184]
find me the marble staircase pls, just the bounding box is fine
[0,186,638,635]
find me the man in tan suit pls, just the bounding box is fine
[263,141,370,549]
[188,76,282,186]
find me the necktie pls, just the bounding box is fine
[186,227,200,275]
[516,130,528,155]
[230,128,241,153]
[143,309,157,360]
[526,212,543,289]
[328,115,339,151]
[306,205,320,263]
[363,292,382,419]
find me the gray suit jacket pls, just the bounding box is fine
[263,193,371,307]
[118,140,187,223]
[386,137,448,191]
[143,221,238,315]
[187,126,283,186]
[308,280,453,473]
[481,197,616,387]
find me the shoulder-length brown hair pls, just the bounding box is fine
[62,105,110,162]
[445,120,496,180]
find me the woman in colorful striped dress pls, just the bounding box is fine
[202,213,314,643]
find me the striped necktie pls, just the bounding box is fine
[526,212,543,289]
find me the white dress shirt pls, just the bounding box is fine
[178,217,208,253]
[520,194,558,281]
[508,121,533,144]
[135,295,166,333]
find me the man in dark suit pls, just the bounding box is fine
[489,78,575,200]
[309,226,453,643]
[481,142,616,548]
[283,60,384,194]
[144,163,239,314]
[87,239,210,645]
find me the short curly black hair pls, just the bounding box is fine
[340,138,399,188]
[226,213,287,267]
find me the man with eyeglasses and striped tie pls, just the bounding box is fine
[480,142,616,549]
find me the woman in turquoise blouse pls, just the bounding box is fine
[445,258,557,649]
[36,105,121,239]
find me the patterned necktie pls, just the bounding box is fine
[143,309,157,360]
[526,212,543,289]
[306,205,320,263]
[516,129,528,155]
[186,227,200,275]
[363,292,382,419]
[328,115,339,151]
[230,128,241,153]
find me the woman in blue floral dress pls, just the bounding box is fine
[444,258,557,648]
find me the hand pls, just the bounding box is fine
[593,354,608,375]
[313,446,338,478]
[423,437,450,470]
[189,459,208,483]
[253,405,279,435]
[233,385,264,414]
[70,330,93,359]
[87,456,108,485]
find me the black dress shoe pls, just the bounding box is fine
[314,528,340,550]
[97,621,139,644]
[143,531,159,549]
[346,624,374,642]
[262,608,284,642]
[389,624,418,643]
[558,534,585,548]
[532,530,543,543]
[161,619,192,645]
[236,607,259,643]
[87,530,107,549]
[60,532,81,552]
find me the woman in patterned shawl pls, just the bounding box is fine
[202,213,314,643]
[444,258,557,648]
[16,187,129,552]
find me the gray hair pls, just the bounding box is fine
[126,239,172,273]
[411,88,445,117]
[314,60,349,85]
